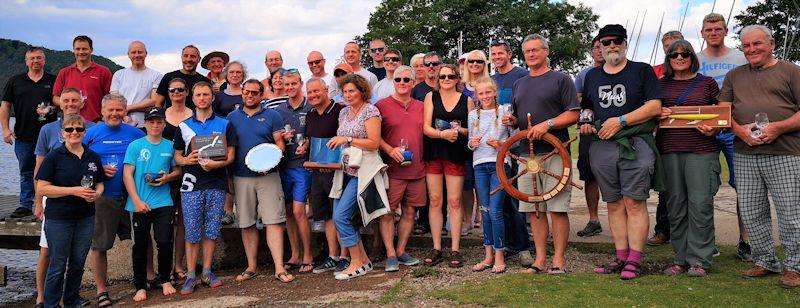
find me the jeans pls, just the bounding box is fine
[474,163,507,250]
[14,140,36,210]
[44,216,94,308]
[333,176,360,248]
[717,132,736,189]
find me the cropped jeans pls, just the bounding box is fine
[474,162,508,251]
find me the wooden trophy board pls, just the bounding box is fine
[190,133,227,160]
[659,105,731,128]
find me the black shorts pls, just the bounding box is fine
[309,171,334,221]
[577,135,595,182]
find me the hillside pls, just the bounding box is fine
[0,38,123,100]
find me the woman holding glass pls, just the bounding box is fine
[422,64,474,267]
[657,40,721,277]
[36,114,106,307]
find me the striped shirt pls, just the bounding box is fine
[656,75,721,154]
[262,96,288,109]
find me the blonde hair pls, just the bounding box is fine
[460,50,490,84]
[473,77,499,129]
[434,64,462,92]
[703,13,727,29]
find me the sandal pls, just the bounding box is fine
[522,265,544,274]
[448,251,464,268]
[423,249,443,266]
[235,270,259,282]
[96,292,112,308]
[594,258,626,274]
[298,263,314,273]
[472,262,494,272]
[491,264,507,274]
[274,271,295,283]
[172,270,187,282]
[663,264,686,276]
[620,261,642,280]
[548,267,568,275]
[284,262,300,271]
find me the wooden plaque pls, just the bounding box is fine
[190,133,227,160]
[659,105,731,128]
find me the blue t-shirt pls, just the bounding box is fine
[275,99,312,169]
[581,61,663,123]
[491,66,528,105]
[123,137,175,212]
[35,118,95,156]
[84,122,146,197]
[227,107,284,177]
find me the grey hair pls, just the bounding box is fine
[409,53,425,66]
[522,34,550,49]
[101,93,127,108]
[740,25,775,43]
[306,77,327,88]
[222,61,248,83]
[661,30,684,42]
[394,65,415,81]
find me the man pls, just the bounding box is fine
[490,39,529,106]
[331,63,353,104]
[1,46,57,218]
[84,93,146,306]
[172,82,236,294]
[505,34,579,273]
[53,35,112,122]
[376,65,425,271]
[275,71,314,273]
[260,50,284,95]
[580,24,663,280]
[573,38,604,237]
[302,77,348,274]
[154,45,211,110]
[411,51,441,102]
[111,41,163,128]
[306,51,335,97]
[227,79,294,283]
[718,25,800,288]
[201,51,229,92]
[697,12,751,261]
[372,49,402,101]
[343,41,379,87]
[652,31,685,78]
[122,107,180,301]
[367,39,388,81]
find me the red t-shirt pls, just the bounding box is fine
[53,62,112,122]
[375,96,426,180]
[653,64,665,79]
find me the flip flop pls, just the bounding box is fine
[472,262,494,272]
[298,263,314,273]
[491,264,507,274]
[548,267,568,275]
[522,265,544,274]
[274,271,295,283]
[284,262,300,271]
[235,270,259,282]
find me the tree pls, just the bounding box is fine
[354,0,599,74]
[734,0,800,62]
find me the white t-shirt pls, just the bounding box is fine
[354,68,379,87]
[110,67,162,127]
[371,78,395,103]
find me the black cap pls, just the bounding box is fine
[597,24,627,39]
[144,107,165,120]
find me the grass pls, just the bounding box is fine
[430,243,799,307]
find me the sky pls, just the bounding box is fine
[0,0,758,79]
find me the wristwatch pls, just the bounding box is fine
[346,136,353,144]
[618,116,629,127]
[546,119,555,128]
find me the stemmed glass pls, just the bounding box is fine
[37,102,48,121]
[285,124,294,145]
[105,155,118,169]
[81,175,94,188]
[750,112,769,139]
[296,133,306,148]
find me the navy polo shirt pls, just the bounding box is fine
[275,98,312,169]
[36,144,107,220]
[173,113,237,192]
[227,107,283,177]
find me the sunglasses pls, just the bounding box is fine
[669,52,693,59]
[393,77,413,83]
[467,59,485,64]
[242,89,261,96]
[334,70,349,78]
[600,37,625,46]
[489,39,507,46]
[281,68,299,74]
[384,56,401,63]
[424,61,441,67]
[370,47,385,53]
[168,87,186,93]
[63,127,86,133]
[307,59,323,66]
[438,74,458,80]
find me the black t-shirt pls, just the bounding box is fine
[306,100,344,138]
[2,73,58,141]
[368,67,387,81]
[412,82,435,102]
[581,61,663,122]
[212,90,242,118]
[156,70,212,110]
[36,144,107,220]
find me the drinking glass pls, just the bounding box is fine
[579,109,594,125]
[81,175,94,188]
[296,133,306,147]
[105,154,118,169]
[450,120,461,131]
[399,138,408,151]
[37,102,48,121]
[750,112,769,139]
[285,124,294,145]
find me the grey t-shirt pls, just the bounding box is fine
[697,48,747,89]
[511,70,580,154]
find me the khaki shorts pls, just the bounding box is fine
[234,174,285,227]
[517,154,572,213]
[92,196,131,251]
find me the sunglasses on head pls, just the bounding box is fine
[467,59,485,64]
[669,52,692,59]
[384,56,401,63]
[370,47,385,53]
[63,127,85,133]
[393,77,413,83]
[168,87,186,93]
[281,68,299,74]
[438,74,458,80]
[490,39,507,46]
[424,61,441,67]
[307,59,323,66]
[600,37,625,46]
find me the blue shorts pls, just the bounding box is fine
[181,189,225,244]
[280,167,312,203]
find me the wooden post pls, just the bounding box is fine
[0,264,6,287]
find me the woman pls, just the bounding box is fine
[409,53,427,86]
[201,51,230,92]
[657,40,721,277]
[372,49,403,101]
[327,74,383,280]
[36,114,106,308]
[212,61,246,117]
[468,77,510,274]
[163,78,194,280]
[422,64,474,268]
[263,68,287,100]
[460,50,490,101]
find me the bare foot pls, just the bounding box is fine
[133,289,147,302]
[162,282,176,296]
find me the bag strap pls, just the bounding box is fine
[673,75,704,107]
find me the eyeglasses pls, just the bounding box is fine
[467,59,485,64]
[600,37,625,46]
[424,61,441,67]
[370,47,385,53]
[242,89,262,96]
[334,70,349,78]
[168,87,186,93]
[63,127,86,133]
[384,56,401,63]
[438,74,458,80]
[669,52,692,59]
[307,59,324,66]
[393,77,413,83]
[281,68,299,74]
[490,39,507,47]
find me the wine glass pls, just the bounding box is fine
[81,175,94,188]
[285,124,294,145]
[450,120,461,131]
[105,154,118,169]
[296,133,306,147]
[399,138,408,151]
[750,112,769,139]
[37,102,48,121]
[198,150,211,166]
[579,109,595,125]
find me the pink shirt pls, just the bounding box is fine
[376,96,425,180]
[53,62,112,122]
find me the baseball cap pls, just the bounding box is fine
[144,107,166,120]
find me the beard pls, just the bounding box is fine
[603,48,626,65]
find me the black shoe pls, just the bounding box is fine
[8,207,32,218]
[577,221,602,237]
[738,240,753,262]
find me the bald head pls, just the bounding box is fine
[306,51,326,76]
[127,40,147,67]
[265,50,283,73]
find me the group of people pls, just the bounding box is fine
[1,12,799,308]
